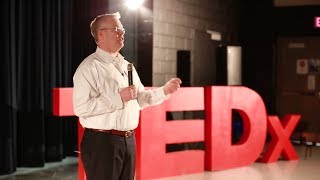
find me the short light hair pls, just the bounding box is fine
[90,12,121,43]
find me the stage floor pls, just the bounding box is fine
[156,145,320,180]
[1,145,319,180]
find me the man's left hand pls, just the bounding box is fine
[164,78,182,95]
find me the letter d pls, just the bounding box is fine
[205,86,267,170]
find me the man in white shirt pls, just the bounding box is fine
[73,12,181,180]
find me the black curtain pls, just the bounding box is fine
[0,0,77,175]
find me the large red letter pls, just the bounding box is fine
[53,88,86,180]
[205,86,267,170]
[135,87,205,180]
[260,115,300,163]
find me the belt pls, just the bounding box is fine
[87,128,134,137]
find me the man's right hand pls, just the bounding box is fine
[119,85,137,103]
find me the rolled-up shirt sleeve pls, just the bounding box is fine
[132,67,169,109]
[73,65,123,118]
[137,86,168,109]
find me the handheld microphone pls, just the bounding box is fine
[128,63,133,86]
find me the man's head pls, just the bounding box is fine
[90,12,125,54]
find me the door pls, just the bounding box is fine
[276,36,320,132]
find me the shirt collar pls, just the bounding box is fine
[95,46,125,64]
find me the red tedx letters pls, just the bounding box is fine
[53,86,300,180]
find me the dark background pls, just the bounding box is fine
[1,0,320,175]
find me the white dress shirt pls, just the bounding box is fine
[73,47,167,131]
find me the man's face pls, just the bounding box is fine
[99,17,125,53]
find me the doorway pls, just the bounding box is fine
[276,36,320,132]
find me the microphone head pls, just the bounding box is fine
[127,63,133,86]
[128,63,133,71]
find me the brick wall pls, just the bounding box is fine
[153,0,242,86]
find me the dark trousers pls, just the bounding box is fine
[80,128,136,180]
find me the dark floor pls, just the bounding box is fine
[0,157,78,180]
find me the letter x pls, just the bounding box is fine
[261,114,301,163]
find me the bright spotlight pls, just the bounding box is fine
[125,0,144,10]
